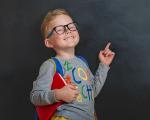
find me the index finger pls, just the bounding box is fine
[104,42,111,50]
[68,84,78,90]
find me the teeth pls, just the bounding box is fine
[64,36,73,40]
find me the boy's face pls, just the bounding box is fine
[45,15,80,51]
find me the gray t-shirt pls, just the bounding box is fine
[30,56,110,120]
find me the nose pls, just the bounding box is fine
[64,26,71,34]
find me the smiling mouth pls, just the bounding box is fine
[64,36,74,40]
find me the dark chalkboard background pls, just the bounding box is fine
[0,0,150,120]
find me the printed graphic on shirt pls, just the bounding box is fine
[77,67,88,81]
[64,61,73,72]
[76,93,82,102]
[62,60,94,102]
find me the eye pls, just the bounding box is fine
[55,26,64,31]
[55,26,64,34]
[68,23,77,30]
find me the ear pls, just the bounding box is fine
[44,38,53,48]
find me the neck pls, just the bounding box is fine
[55,48,75,60]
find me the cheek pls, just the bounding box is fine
[74,31,80,40]
[52,34,63,41]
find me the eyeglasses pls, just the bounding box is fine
[46,22,78,38]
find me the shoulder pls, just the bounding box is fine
[38,58,56,75]
[76,55,89,68]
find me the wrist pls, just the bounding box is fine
[54,89,62,102]
[99,62,110,69]
[102,62,110,66]
[100,61,110,66]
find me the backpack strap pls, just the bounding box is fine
[77,56,89,67]
[34,110,38,120]
[52,56,88,71]
[51,57,64,77]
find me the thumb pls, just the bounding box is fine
[99,50,105,56]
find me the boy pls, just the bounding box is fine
[30,8,115,120]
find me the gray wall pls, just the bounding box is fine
[0,0,150,120]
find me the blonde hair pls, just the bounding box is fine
[41,8,72,39]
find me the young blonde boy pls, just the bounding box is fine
[30,8,115,120]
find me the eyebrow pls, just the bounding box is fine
[53,22,74,28]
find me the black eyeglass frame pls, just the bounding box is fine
[46,22,78,38]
